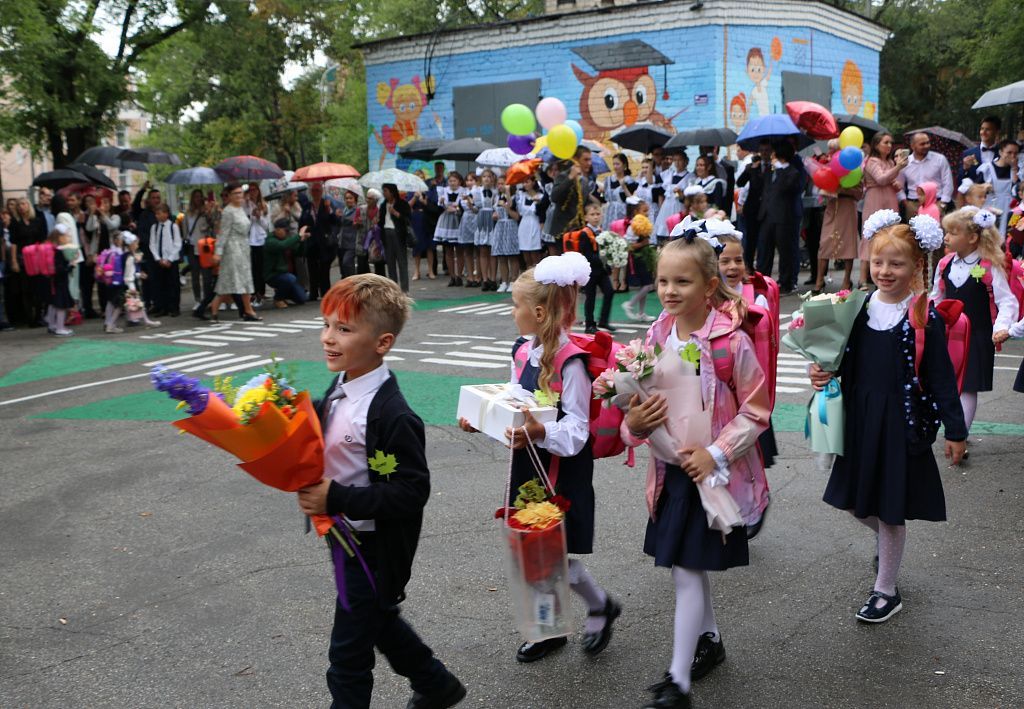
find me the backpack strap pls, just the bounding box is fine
[977,258,999,324]
[741,282,756,306]
[909,295,928,386]
[548,341,588,395]
[936,253,955,295]
[710,332,734,390]
[511,337,530,383]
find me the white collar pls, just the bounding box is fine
[870,291,913,310]
[909,152,931,164]
[338,362,390,400]
[528,332,570,367]
[953,249,981,264]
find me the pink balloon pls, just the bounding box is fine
[535,97,568,130]
[829,152,850,178]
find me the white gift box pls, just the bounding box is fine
[457,383,558,444]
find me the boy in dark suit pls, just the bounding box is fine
[755,141,803,293]
[297,274,466,709]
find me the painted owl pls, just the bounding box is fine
[572,65,674,141]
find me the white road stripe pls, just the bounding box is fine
[471,305,514,315]
[420,340,469,346]
[437,304,488,313]
[444,351,511,362]
[778,376,814,385]
[427,333,496,340]
[188,334,255,342]
[420,357,506,369]
[777,367,810,375]
[776,385,807,394]
[283,323,325,329]
[470,346,513,354]
[290,319,326,325]
[995,366,1019,371]
[0,372,151,407]
[173,339,229,347]
[233,330,282,338]
[390,348,435,355]
[384,355,405,362]
[243,326,303,333]
[777,352,805,360]
[205,358,278,376]
[151,353,241,370]
[143,351,215,366]
[178,354,262,373]
[778,313,792,321]
[995,353,1019,360]
[493,341,518,346]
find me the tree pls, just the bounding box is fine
[0,0,213,167]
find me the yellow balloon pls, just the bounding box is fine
[547,124,578,160]
[839,126,864,150]
[530,134,549,155]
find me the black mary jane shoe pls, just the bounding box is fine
[582,595,622,656]
[405,673,467,709]
[691,632,726,680]
[191,309,209,321]
[241,313,263,322]
[597,322,617,333]
[447,278,458,287]
[855,588,902,623]
[584,324,598,335]
[515,636,568,663]
[746,499,770,540]
[644,676,692,709]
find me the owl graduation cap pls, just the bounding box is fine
[570,39,675,140]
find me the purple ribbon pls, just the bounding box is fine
[329,514,376,612]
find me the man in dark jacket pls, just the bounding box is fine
[299,181,340,300]
[549,146,600,240]
[299,274,466,709]
[756,141,803,293]
[736,139,772,270]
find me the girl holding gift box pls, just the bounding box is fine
[624,234,770,709]
[932,207,1019,439]
[458,251,621,664]
[811,212,966,625]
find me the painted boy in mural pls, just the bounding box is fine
[840,59,864,117]
[570,39,676,142]
[730,93,749,135]
[746,47,773,117]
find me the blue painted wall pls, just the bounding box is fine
[366,24,879,170]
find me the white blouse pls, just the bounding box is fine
[866,292,913,331]
[928,250,1018,331]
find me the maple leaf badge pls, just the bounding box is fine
[368,450,399,478]
[533,389,560,407]
[680,342,701,373]
[969,264,987,282]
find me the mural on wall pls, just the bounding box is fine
[371,75,441,169]
[744,38,782,117]
[569,40,676,142]
[840,59,875,119]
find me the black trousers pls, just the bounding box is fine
[356,254,386,276]
[741,213,761,272]
[338,246,356,279]
[152,260,181,314]
[306,244,334,299]
[250,245,265,297]
[383,228,409,292]
[78,260,105,314]
[803,206,824,284]
[326,537,450,709]
[584,272,614,326]
[757,221,797,291]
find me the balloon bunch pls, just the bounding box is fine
[501,98,583,160]
[812,126,866,193]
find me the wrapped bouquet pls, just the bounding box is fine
[781,288,867,455]
[596,230,629,268]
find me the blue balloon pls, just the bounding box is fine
[565,119,584,142]
[838,146,863,171]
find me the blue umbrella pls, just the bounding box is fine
[736,115,814,151]
[536,148,610,174]
[165,167,225,185]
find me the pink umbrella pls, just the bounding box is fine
[293,162,360,182]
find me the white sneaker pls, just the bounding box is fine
[53,329,74,337]
[642,313,656,322]
[219,303,228,311]
[497,282,509,293]
[105,325,124,334]
[622,301,639,321]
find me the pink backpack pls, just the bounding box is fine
[741,272,781,336]
[95,248,124,286]
[910,296,971,394]
[936,251,1024,351]
[710,305,779,409]
[609,218,627,236]
[512,331,632,463]
[22,242,55,277]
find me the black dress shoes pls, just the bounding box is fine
[515,636,568,663]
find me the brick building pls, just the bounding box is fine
[358,0,888,170]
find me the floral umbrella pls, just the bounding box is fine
[358,168,428,193]
[903,127,976,176]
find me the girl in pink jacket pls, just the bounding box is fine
[624,233,770,709]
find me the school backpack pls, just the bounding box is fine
[609,218,628,237]
[365,225,385,264]
[512,330,631,463]
[909,296,971,394]
[22,242,55,277]
[710,304,779,410]
[95,248,124,286]
[562,227,597,254]
[741,271,781,337]
[197,236,219,272]
[935,251,1024,350]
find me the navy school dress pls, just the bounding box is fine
[941,259,995,392]
[510,339,595,555]
[1015,358,1024,393]
[823,301,967,525]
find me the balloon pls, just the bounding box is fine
[564,119,584,142]
[501,104,535,136]
[829,152,850,178]
[547,124,578,159]
[839,167,863,188]
[838,146,863,171]
[530,134,549,155]
[507,133,535,156]
[812,167,841,192]
[535,97,567,130]
[839,126,864,149]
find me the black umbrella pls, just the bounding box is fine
[433,137,498,161]
[665,128,738,151]
[266,184,308,201]
[214,155,284,181]
[835,114,889,140]
[66,163,117,190]
[609,123,673,153]
[122,147,182,165]
[398,139,446,161]
[74,146,147,171]
[32,169,93,189]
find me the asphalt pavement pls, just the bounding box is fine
[1,270,1022,708]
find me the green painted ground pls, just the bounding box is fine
[0,340,193,389]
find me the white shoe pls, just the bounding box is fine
[642,313,656,322]
[219,303,228,311]
[53,329,74,337]
[105,325,124,334]
[622,301,639,321]
[497,282,509,293]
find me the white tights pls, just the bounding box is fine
[627,284,654,313]
[851,513,907,603]
[568,559,608,634]
[669,566,718,694]
[959,392,978,433]
[104,302,122,329]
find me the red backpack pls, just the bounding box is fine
[562,226,598,254]
[909,296,971,394]
[935,251,1024,350]
[22,242,55,277]
[512,331,632,463]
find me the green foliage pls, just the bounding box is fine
[513,479,548,509]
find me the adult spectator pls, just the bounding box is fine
[691,155,727,212]
[976,139,1020,235]
[337,189,363,279]
[271,190,306,289]
[245,184,271,305]
[358,189,386,276]
[815,175,862,293]
[700,145,736,218]
[209,182,261,321]
[132,182,163,308]
[960,115,1002,184]
[550,146,599,240]
[83,196,120,317]
[423,161,446,274]
[34,187,55,232]
[264,218,309,308]
[299,181,339,301]
[898,132,953,219]
[8,197,46,326]
[0,208,13,330]
[756,141,802,293]
[378,183,412,292]
[114,189,135,232]
[182,189,212,306]
[408,188,435,280]
[736,139,772,270]
[861,131,907,289]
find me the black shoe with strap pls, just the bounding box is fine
[855,588,902,623]
[598,322,617,332]
[515,636,567,663]
[405,672,467,709]
[644,675,691,709]
[691,632,725,680]
[584,324,598,335]
[581,595,621,656]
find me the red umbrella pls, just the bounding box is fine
[58,183,114,202]
[292,162,360,182]
[785,101,839,140]
[213,156,284,181]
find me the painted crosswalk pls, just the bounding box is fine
[138,319,323,348]
[145,350,287,377]
[438,302,515,317]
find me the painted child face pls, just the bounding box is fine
[730,103,748,131]
[943,223,978,256]
[657,250,716,324]
[869,243,918,300]
[718,241,746,287]
[510,283,541,337]
[320,310,389,379]
[747,56,766,83]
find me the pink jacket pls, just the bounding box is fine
[916,181,941,221]
[622,305,771,524]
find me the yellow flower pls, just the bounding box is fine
[232,387,273,418]
[512,501,565,529]
[631,214,654,238]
